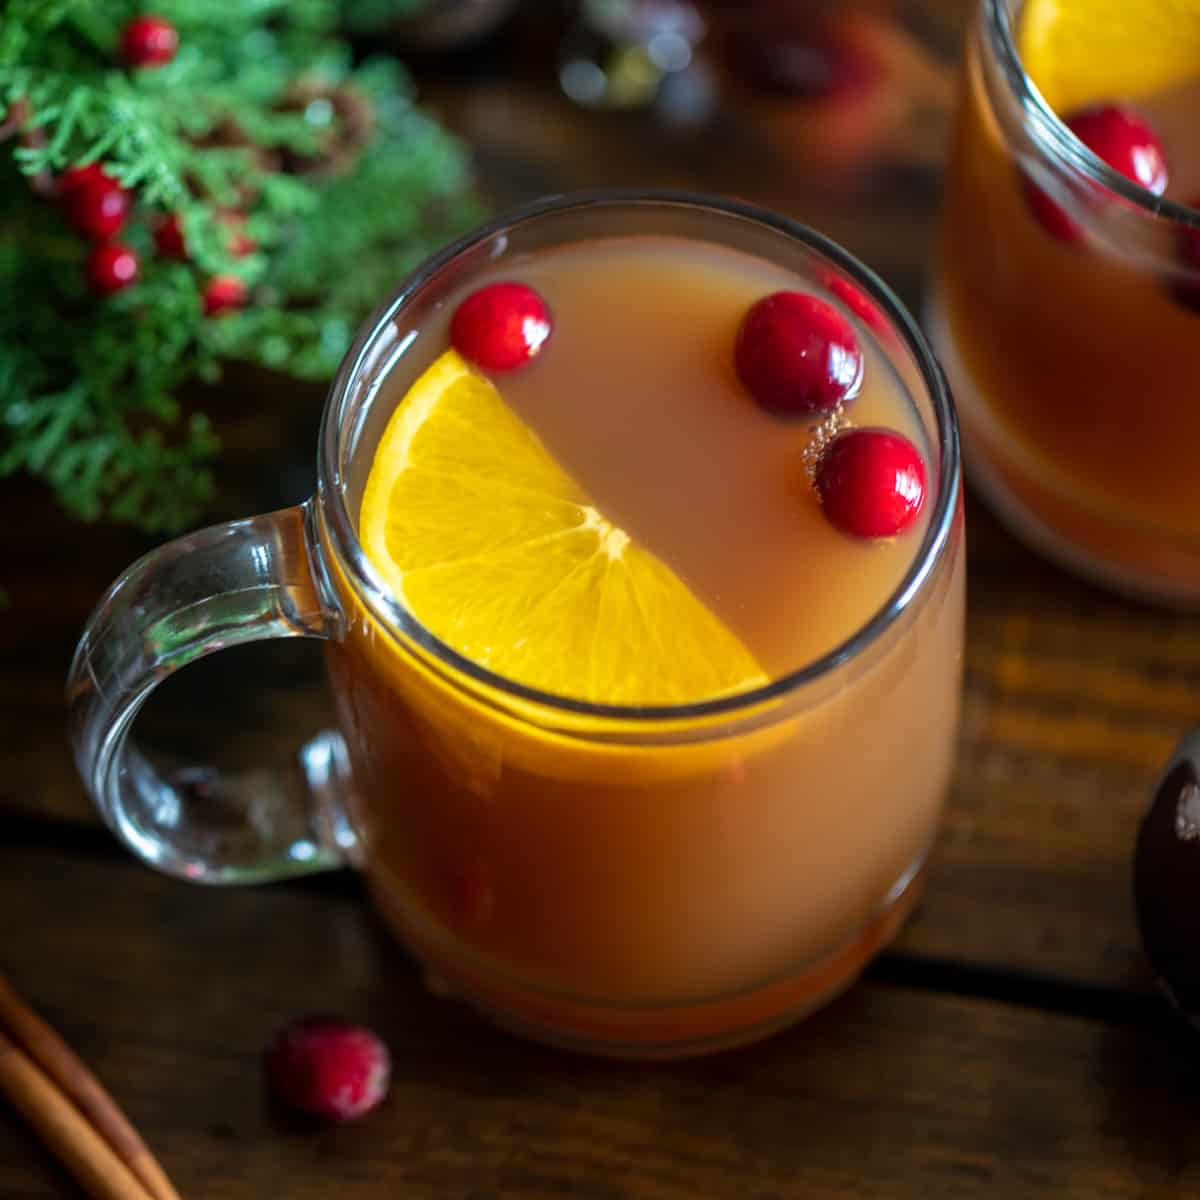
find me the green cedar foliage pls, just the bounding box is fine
[0,0,481,530]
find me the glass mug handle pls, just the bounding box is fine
[66,501,358,883]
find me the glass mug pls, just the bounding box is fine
[69,192,965,1058]
[930,0,1200,601]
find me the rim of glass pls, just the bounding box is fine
[985,0,1200,229]
[318,189,961,723]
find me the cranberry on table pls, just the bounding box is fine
[63,167,130,242]
[265,1016,391,1122]
[120,15,179,68]
[86,243,139,294]
[1134,732,1200,1024]
[814,428,926,539]
[202,275,248,316]
[450,281,553,372]
[735,291,863,417]
[1024,103,1169,243]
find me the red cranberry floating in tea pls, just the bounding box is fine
[822,272,888,335]
[1070,105,1168,194]
[814,428,926,539]
[1171,199,1200,313]
[735,291,863,416]
[1133,731,1200,1024]
[1021,175,1083,244]
[1024,104,1169,243]
[265,1016,391,1122]
[450,281,553,372]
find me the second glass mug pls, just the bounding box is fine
[69,192,965,1058]
[931,0,1200,601]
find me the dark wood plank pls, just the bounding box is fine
[1,845,1195,1200]
[903,499,1185,995]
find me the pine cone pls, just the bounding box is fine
[276,82,375,178]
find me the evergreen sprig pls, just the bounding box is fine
[1,0,481,531]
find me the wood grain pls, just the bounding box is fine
[0,846,1195,1200]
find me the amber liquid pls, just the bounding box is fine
[934,14,1200,596]
[324,234,965,1054]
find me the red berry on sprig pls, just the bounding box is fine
[735,291,863,417]
[87,243,140,295]
[154,213,188,260]
[265,1016,391,1123]
[814,428,926,539]
[450,281,553,372]
[202,274,248,316]
[1024,104,1168,244]
[59,163,107,196]
[120,15,179,68]
[155,211,256,262]
[221,211,257,259]
[228,230,257,258]
[63,166,130,242]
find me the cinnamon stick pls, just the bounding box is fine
[0,1029,153,1200]
[0,976,181,1200]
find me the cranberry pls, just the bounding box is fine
[1069,105,1168,194]
[228,229,256,258]
[154,213,188,260]
[265,1016,390,1123]
[735,291,863,416]
[1021,174,1083,244]
[202,275,247,316]
[59,163,107,195]
[120,15,179,68]
[1024,104,1169,243]
[814,428,926,538]
[156,212,256,262]
[1134,733,1200,1023]
[822,272,888,335]
[1171,199,1200,313]
[722,20,878,100]
[63,169,130,241]
[221,212,257,258]
[450,282,552,372]
[87,243,140,294]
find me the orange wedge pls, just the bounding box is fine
[358,350,767,707]
[1018,0,1200,114]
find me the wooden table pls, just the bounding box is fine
[5,3,1199,1195]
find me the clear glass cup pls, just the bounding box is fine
[929,0,1200,602]
[69,192,965,1058]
